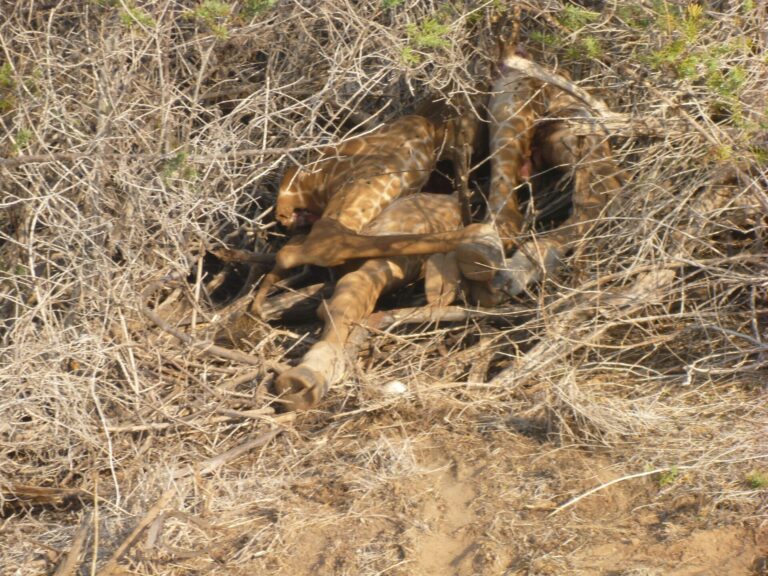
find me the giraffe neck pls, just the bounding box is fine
[487,72,541,214]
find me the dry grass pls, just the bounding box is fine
[1,1,766,574]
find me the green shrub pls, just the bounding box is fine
[406,18,450,50]
[188,0,232,37]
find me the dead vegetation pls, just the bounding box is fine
[1,0,766,574]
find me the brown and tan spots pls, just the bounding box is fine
[260,55,622,409]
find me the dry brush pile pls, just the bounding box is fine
[1,0,766,574]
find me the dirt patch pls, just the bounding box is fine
[571,527,766,575]
[186,420,766,576]
[406,451,481,575]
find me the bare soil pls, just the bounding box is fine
[250,416,768,576]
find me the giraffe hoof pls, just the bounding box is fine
[492,268,524,300]
[456,229,505,283]
[465,279,507,307]
[274,366,328,411]
[494,247,561,298]
[465,268,520,307]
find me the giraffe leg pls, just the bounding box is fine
[272,342,342,410]
[488,72,542,253]
[425,252,461,306]
[274,193,489,408]
[250,232,313,317]
[262,216,510,276]
[274,258,407,410]
[250,260,290,317]
[262,221,513,311]
[426,245,530,308]
[454,224,507,282]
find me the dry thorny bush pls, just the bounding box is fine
[0,0,766,574]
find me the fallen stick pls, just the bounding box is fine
[210,247,276,265]
[366,303,531,331]
[53,511,93,576]
[172,426,288,479]
[1,484,87,506]
[491,269,677,388]
[262,282,333,321]
[140,280,288,372]
[213,282,332,326]
[0,143,321,170]
[550,465,692,516]
[98,487,176,575]
[556,114,690,139]
[336,303,528,367]
[106,406,277,433]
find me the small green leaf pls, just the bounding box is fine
[658,466,680,487]
[401,46,421,65]
[189,0,232,38]
[559,3,600,31]
[161,152,197,182]
[120,4,155,28]
[0,62,14,89]
[406,18,450,50]
[242,0,277,17]
[530,30,561,48]
[746,471,768,489]
[14,128,32,152]
[581,36,602,59]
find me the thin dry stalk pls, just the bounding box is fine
[52,511,92,576]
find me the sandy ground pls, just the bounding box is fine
[229,413,768,576]
[2,385,765,576]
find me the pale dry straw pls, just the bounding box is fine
[1,1,766,574]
